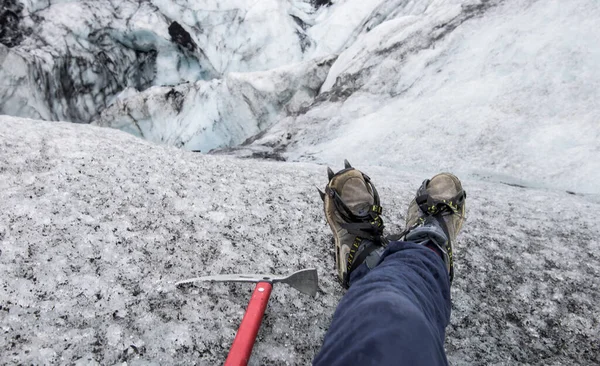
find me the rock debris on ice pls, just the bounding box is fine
[1,117,599,365]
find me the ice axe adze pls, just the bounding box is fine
[176,268,318,366]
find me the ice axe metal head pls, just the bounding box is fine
[175,268,319,297]
[176,268,318,365]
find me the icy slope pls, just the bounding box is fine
[244,0,600,195]
[1,116,599,365]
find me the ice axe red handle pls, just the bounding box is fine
[225,281,272,365]
[176,268,319,366]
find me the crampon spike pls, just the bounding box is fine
[327,167,335,180]
[317,188,326,201]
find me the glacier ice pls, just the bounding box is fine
[94,56,335,151]
[4,0,595,194]
[1,0,599,192]
[1,116,599,365]
[1,0,600,364]
[243,0,600,195]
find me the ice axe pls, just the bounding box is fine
[176,268,318,366]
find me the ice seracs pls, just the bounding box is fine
[94,56,335,152]
[0,0,313,123]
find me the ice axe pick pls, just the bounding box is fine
[176,268,318,366]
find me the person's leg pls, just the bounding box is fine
[313,240,450,366]
[316,162,466,366]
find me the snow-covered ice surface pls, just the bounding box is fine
[242,0,600,195]
[1,116,599,365]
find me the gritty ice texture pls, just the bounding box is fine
[1,117,599,365]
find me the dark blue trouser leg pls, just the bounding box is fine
[313,241,451,366]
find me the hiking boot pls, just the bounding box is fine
[318,160,385,288]
[404,173,466,282]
